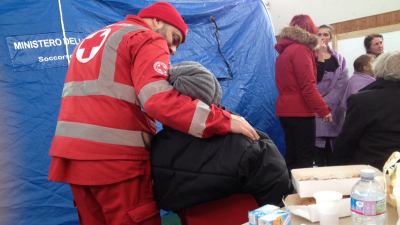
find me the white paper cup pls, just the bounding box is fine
[313,191,343,225]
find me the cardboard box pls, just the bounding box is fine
[284,194,350,223]
[291,165,380,198]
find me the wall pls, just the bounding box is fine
[268,0,400,33]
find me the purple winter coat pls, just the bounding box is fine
[315,50,349,147]
[339,72,376,110]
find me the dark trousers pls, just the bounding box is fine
[279,117,315,171]
[314,137,334,166]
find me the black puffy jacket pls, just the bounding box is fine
[151,127,291,211]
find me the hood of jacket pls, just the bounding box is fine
[275,26,319,54]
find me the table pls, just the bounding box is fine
[243,204,397,225]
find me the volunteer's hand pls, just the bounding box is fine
[322,113,333,122]
[230,114,260,141]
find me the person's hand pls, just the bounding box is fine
[230,114,260,141]
[316,39,327,61]
[322,113,333,122]
[317,38,327,50]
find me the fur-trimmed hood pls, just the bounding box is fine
[275,26,319,53]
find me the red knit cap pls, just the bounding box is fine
[138,2,188,43]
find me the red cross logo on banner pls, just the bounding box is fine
[76,28,111,63]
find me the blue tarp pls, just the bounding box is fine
[0,1,283,224]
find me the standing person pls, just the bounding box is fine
[339,54,376,111]
[332,51,400,169]
[47,2,259,225]
[275,15,332,171]
[364,33,384,57]
[314,25,349,166]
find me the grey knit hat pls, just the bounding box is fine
[168,61,222,105]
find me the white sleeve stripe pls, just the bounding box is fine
[188,101,211,137]
[138,80,173,107]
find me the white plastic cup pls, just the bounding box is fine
[313,191,343,225]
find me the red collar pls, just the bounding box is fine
[123,15,151,29]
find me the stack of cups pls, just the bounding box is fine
[313,191,343,225]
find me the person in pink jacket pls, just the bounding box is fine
[275,15,332,170]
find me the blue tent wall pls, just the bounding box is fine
[0,1,283,224]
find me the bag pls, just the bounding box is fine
[383,151,400,207]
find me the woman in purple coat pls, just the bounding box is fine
[314,25,349,166]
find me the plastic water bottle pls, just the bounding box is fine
[350,168,386,225]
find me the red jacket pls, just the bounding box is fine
[48,16,232,184]
[275,26,330,118]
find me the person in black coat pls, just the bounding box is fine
[151,61,291,211]
[332,51,400,169]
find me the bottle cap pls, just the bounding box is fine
[360,168,375,179]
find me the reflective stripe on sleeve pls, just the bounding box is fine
[62,80,138,104]
[138,80,173,107]
[188,101,211,137]
[55,121,146,147]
